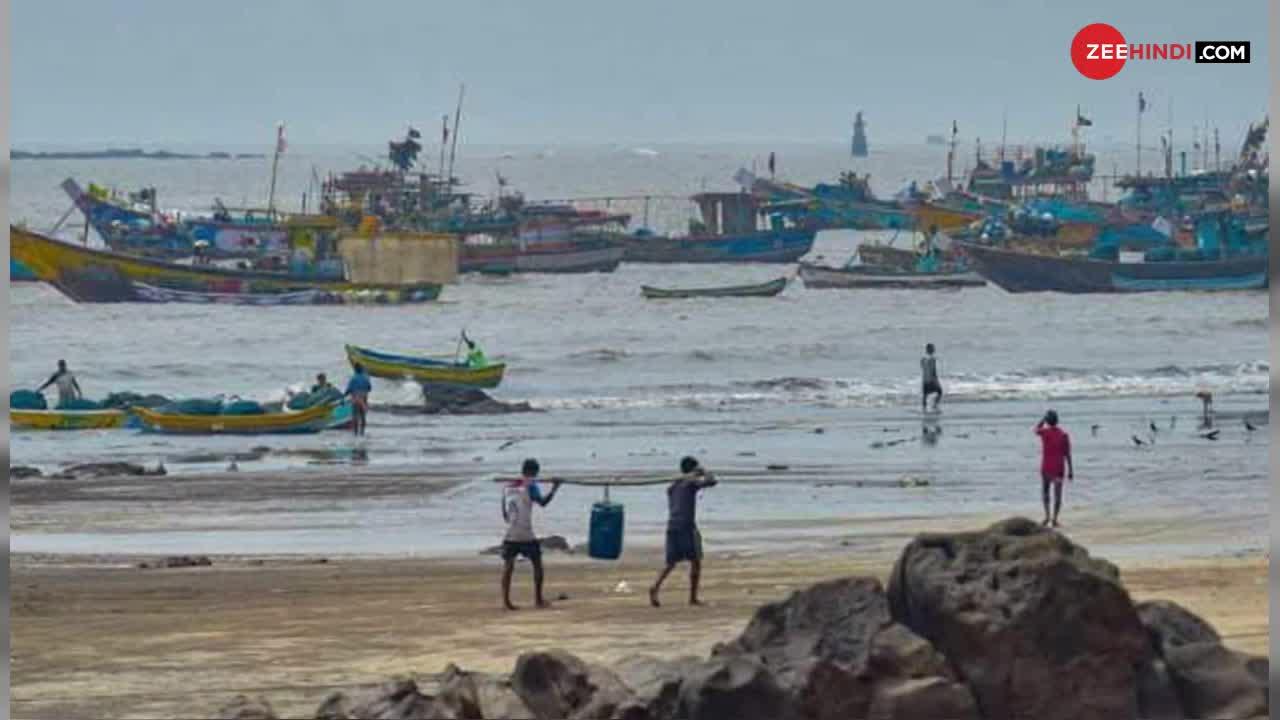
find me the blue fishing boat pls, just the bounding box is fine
[621,192,816,263]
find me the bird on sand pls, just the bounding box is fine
[1149,421,1160,435]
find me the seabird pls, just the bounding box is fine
[1131,435,1145,446]
[1200,430,1220,440]
[1244,419,1257,432]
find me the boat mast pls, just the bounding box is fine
[946,120,957,185]
[438,114,449,182]
[446,84,465,187]
[267,122,285,217]
[999,107,1007,163]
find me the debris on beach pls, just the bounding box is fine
[138,555,213,570]
[52,462,166,480]
[215,518,1268,720]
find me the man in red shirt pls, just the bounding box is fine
[1035,410,1073,528]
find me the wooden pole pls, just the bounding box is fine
[267,124,283,217]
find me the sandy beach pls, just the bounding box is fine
[11,531,1267,720]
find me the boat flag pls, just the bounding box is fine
[1138,92,1147,114]
[276,122,287,154]
[408,127,421,139]
[952,120,958,136]
[768,151,776,176]
[1076,106,1092,127]
[442,115,450,145]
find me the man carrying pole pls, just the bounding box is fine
[649,456,717,608]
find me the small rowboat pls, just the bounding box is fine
[345,344,506,389]
[798,263,986,289]
[640,276,787,299]
[10,408,128,430]
[132,401,335,434]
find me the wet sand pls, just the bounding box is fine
[11,543,1267,720]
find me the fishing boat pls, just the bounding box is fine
[133,282,325,305]
[798,262,986,289]
[345,344,506,388]
[132,401,336,434]
[10,408,128,430]
[623,192,817,263]
[11,259,37,282]
[460,234,624,274]
[960,241,1267,293]
[640,276,787,299]
[11,226,449,304]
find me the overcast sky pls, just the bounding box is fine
[12,0,1269,146]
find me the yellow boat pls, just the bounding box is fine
[10,408,128,430]
[132,402,335,434]
[345,344,506,389]
[909,201,983,231]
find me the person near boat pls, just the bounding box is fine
[343,363,372,436]
[921,343,942,412]
[1035,410,1073,528]
[311,373,335,394]
[37,359,83,408]
[463,332,488,369]
[501,458,562,610]
[649,456,717,608]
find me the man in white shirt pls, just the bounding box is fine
[501,458,562,610]
[38,359,83,408]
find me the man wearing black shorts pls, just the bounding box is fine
[649,456,717,607]
[921,343,942,412]
[500,458,561,610]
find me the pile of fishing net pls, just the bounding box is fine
[221,399,266,416]
[101,391,172,409]
[156,397,225,416]
[10,390,48,410]
[57,398,104,410]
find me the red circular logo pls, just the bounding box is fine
[1071,23,1127,80]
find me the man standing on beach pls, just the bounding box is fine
[38,359,83,408]
[650,456,717,608]
[343,363,372,436]
[501,459,562,610]
[921,343,942,412]
[1035,410,1073,528]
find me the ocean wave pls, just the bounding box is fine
[534,362,1269,412]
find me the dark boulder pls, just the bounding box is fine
[341,677,454,719]
[612,655,701,720]
[511,649,640,720]
[677,654,793,720]
[435,664,533,719]
[1163,642,1267,719]
[1137,600,1220,656]
[1135,659,1186,720]
[217,695,277,720]
[886,517,1150,720]
[415,385,537,415]
[717,576,892,718]
[867,622,954,680]
[865,676,979,720]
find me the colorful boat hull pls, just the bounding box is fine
[10,408,128,430]
[346,344,506,388]
[799,263,986,289]
[11,258,37,281]
[132,402,336,434]
[907,201,983,231]
[641,277,787,299]
[961,242,1269,293]
[621,228,816,263]
[11,226,443,304]
[460,237,623,274]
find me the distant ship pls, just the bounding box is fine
[851,112,868,157]
[926,134,947,146]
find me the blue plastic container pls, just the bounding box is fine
[588,501,625,560]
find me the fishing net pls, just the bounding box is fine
[10,390,48,410]
[221,400,266,416]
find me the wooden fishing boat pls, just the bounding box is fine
[132,401,336,434]
[133,282,325,305]
[798,262,986,289]
[11,259,37,282]
[641,276,787,299]
[10,408,128,430]
[10,226,446,304]
[960,242,1268,293]
[620,228,815,263]
[907,200,983,231]
[459,236,624,274]
[345,344,506,388]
